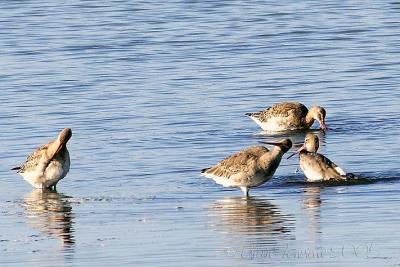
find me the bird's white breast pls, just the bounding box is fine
[251,116,302,132]
[21,153,70,189]
[202,171,271,188]
[301,165,324,182]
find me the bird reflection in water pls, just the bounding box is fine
[23,189,75,247]
[209,197,294,257]
[303,186,322,210]
[302,186,322,245]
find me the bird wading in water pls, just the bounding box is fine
[246,102,327,132]
[201,139,292,197]
[12,128,72,189]
[287,133,346,182]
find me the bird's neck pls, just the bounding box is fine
[305,112,315,127]
[272,146,285,156]
[259,147,284,170]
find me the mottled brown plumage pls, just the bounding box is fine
[288,133,346,182]
[12,128,72,189]
[15,144,50,173]
[249,102,308,121]
[246,102,327,132]
[201,139,292,197]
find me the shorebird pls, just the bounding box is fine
[245,102,327,132]
[287,133,346,182]
[201,139,292,197]
[12,128,72,189]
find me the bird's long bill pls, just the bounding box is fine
[51,143,64,159]
[287,144,306,159]
[260,141,284,147]
[49,142,64,161]
[54,143,64,155]
[320,120,327,131]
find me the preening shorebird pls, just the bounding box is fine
[287,133,346,182]
[201,139,292,197]
[245,102,327,132]
[12,128,72,189]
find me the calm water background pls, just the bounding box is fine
[1,1,400,266]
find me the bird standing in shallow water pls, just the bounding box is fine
[12,128,72,189]
[201,139,292,197]
[287,133,346,182]
[246,102,327,132]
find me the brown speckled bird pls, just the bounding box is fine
[201,139,292,197]
[12,128,72,189]
[287,133,346,182]
[246,102,327,132]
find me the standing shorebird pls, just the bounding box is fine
[287,133,346,182]
[245,102,327,132]
[12,128,72,189]
[201,139,292,197]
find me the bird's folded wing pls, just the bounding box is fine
[203,151,259,179]
[316,153,346,176]
[17,144,49,173]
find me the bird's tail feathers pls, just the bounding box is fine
[201,167,210,174]
[245,111,262,118]
[11,166,21,171]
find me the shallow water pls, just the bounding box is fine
[1,1,400,266]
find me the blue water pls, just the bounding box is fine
[1,1,400,266]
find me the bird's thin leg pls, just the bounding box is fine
[240,187,249,198]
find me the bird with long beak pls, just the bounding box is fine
[12,128,72,189]
[201,139,292,197]
[287,133,346,182]
[245,102,327,132]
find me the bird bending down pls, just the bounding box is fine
[287,133,346,182]
[12,128,72,189]
[245,102,327,132]
[201,139,292,197]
